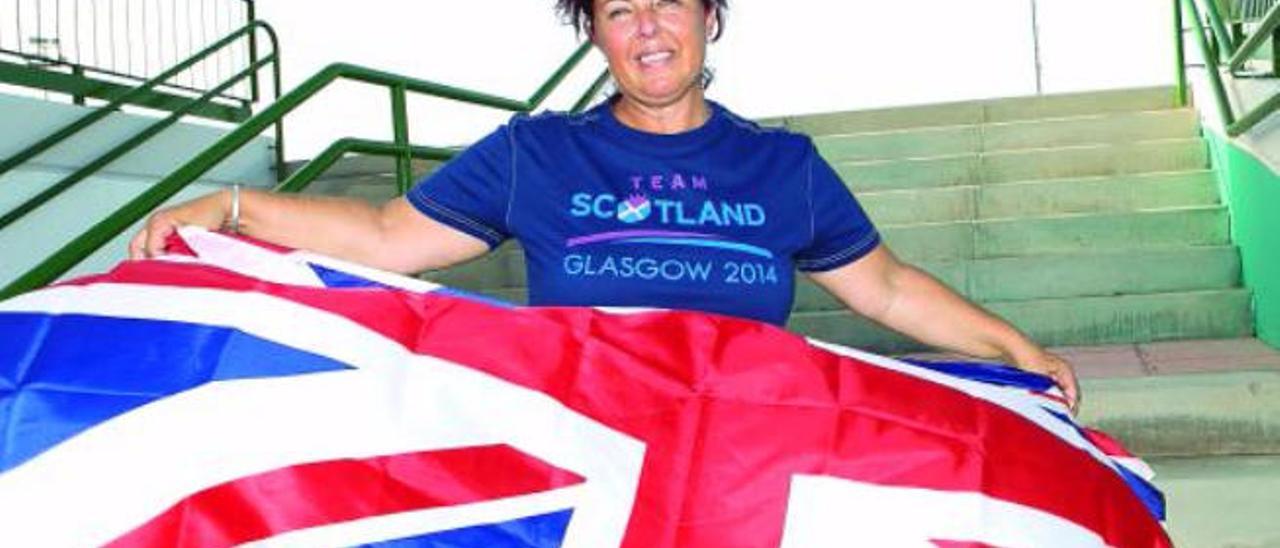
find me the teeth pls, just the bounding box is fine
[639,51,673,65]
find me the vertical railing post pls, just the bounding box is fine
[246,0,260,102]
[391,84,412,195]
[1030,0,1044,95]
[1273,26,1279,77]
[72,65,87,106]
[272,60,286,183]
[1199,0,1236,62]
[1185,0,1236,127]
[1174,0,1189,106]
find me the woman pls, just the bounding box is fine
[131,0,1079,409]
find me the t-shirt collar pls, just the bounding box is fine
[592,97,731,153]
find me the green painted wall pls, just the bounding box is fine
[1206,131,1280,348]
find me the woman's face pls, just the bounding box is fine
[591,0,715,109]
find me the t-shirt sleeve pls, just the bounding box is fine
[405,124,514,249]
[794,144,882,272]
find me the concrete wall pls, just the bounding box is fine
[1206,131,1280,349]
[1189,70,1280,349]
[0,92,275,187]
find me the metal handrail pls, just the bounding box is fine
[1228,1,1280,70]
[276,68,612,197]
[573,69,613,114]
[1176,0,1280,135]
[0,21,282,179]
[1203,0,1238,59]
[0,53,280,233]
[273,138,457,194]
[0,42,606,298]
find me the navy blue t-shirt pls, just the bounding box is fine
[406,100,880,326]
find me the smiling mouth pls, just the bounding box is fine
[638,51,674,66]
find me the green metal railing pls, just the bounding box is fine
[0,0,261,121]
[0,21,282,180]
[1175,0,1280,136]
[0,44,610,299]
[0,22,283,234]
[1,0,259,107]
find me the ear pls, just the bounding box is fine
[703,5,717,40]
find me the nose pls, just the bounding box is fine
[635,7,657,37]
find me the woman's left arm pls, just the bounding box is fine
[807,243,1080,411]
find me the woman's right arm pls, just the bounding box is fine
[129,188,490,274]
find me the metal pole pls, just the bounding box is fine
[1174,0,1188,106]
[391,84,411,195]
[246,0,258,101]
[1030,0,1044,95]
[272,48,284,182]
[72,65,85,105]
[1273,26,1279,77]
[1184,0,1235,127]
[1198,0,1235,61]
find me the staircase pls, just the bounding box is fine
[0,93,276,285]
[413,86,1252,354]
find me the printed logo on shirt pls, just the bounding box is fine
[615,195,652,224]
[561,171,781,286]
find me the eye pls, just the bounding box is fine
[604,3,633,19]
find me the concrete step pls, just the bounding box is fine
[1066,338,1280,459]
[787,289,1253,354]
[880,206,1228,262]
[293,155,444,204]
[836,139,1209,192]
[1154,454,1280,548]
[776,86,1179,136]
[859,170,1219,225]
[285,154,444,179]
[0,167,227,286]
[792,246,1242,311]
[815,108,1199,163]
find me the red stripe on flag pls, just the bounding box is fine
[85,261,1171,547]
[108,445,583,547]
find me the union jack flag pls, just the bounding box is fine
[0,228,1170,547]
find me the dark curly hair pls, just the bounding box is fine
[555,0,729,42]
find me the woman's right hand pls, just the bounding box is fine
[128,190,230,260]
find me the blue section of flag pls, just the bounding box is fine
[308,264,515,308]
[359,509,573,547]
[309,263,393,289]
[902,359,1058,392]
[0,313,350,473]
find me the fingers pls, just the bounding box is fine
[1014,350,1081,414]
[1047,354,1081,414]
[128,226,147,260]
[145,217,175,258]
[129,212,178,260]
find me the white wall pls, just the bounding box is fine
[253,0,1179,159]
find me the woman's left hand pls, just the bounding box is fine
[1012,350,1081,413]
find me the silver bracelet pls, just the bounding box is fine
[229,184,241,234]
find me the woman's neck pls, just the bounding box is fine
[611,91,711,135]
